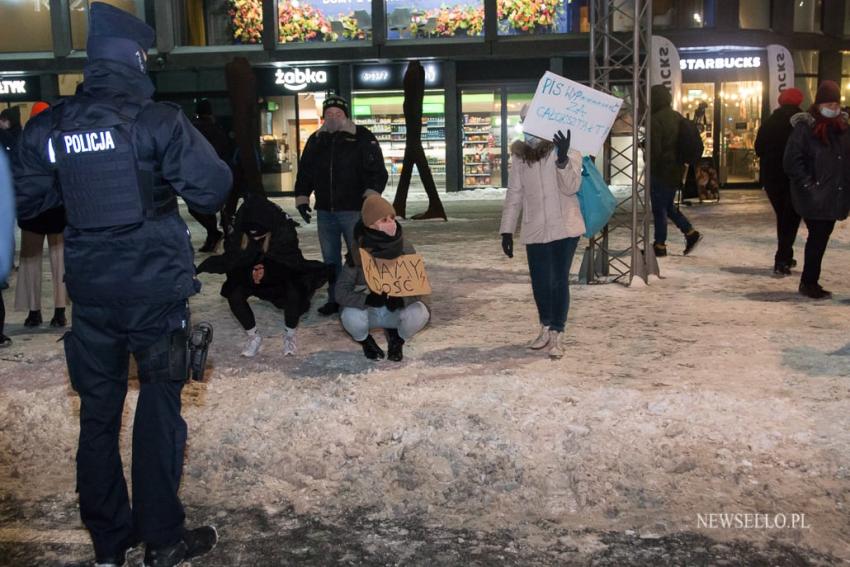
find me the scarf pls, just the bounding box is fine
[809,106,848,145]
[352,222,404,266]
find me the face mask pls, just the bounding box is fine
[324,116,345,132]
[820,107,840,119]
[524,133,541,147]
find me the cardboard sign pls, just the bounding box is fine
[359,249,432,297]
[522,71,625,156]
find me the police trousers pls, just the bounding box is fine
[64,301,189,558]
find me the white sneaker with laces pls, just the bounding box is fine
[527,325,550,350]
[283,331,297,356]
[241,334,262,357]
[548,330,564,359]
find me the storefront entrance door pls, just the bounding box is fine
[718,80,762,185]
[260,93,322,193]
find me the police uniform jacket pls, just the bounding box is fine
[294,120,388,212]
[13,60,232,306]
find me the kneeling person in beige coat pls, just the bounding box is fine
[500,107,584,359]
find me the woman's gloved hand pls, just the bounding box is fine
[385,296,404,311]
[553,129,571,165]
[501,233,514,258]
[365,292,387,308]
[296,203,312,223]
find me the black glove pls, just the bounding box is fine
[365,292,387,308]
[296,203,312,224]
[553,129,571,164]
[501,233,514,258]
[385,296,404,312]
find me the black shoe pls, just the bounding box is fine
[92,535,140,567]
[317,301,339,316]
[144,526,218,567]
[0,335,10,348]
[386,328,405,362]
[359,334,385,360]
[652,243,667,257]
[790,258,798,268]
[773,262,792,276]
[50,307,66,327]
[799,282,832,300]
[683,231,702,255]
[24,310,42,327]
[198,230,223,253]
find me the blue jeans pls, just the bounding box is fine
[317,210,361,303]
[650,178,693,245]
[526,237,580,333]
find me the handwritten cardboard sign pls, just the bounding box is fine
[522,71,625,156]
[359,249,432,297]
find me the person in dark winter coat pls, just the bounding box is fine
[649,84,702,257]
[0,150,13,347]
[783,80,850,299]
[0,107,21,156]
[197,195,329,357]
[189,98,232,253]
[755,88,804,275]
[336,195,430,362]
[294,93,389,316]
[12,4,230,565]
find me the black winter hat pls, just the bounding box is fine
[322,92,350,118]
[86,2,155,73]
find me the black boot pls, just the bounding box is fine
[24,310,42,327]
[198,230,223,253]
[359,334,385,360]
[386,328,405,362]
[799,282,832,300]
[144,526,218,567]
[683,230,702,255]
[50,307,66,327]
[90,535,140,567]
[0,335,11,348]
[773,261,791,276]
[318,301,339,316]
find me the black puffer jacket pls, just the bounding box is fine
[755,104,800,190]
[783,111,850,221]
[294,120,388,211]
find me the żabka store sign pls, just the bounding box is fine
[258,66,339,94]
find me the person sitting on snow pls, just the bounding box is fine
[336,195,430,361]
[197,195,330,357]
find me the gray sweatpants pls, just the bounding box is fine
[340,301,430,342]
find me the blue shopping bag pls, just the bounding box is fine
[576,156,616,238]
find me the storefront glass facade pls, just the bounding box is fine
[0,0,53,52]
[842,53,850,105]
[177,0,263,45]
[738,0,770,30]
[71,0,150,50]
[386,0,483,39]
[280,0,372,43]
[793,0,822,33]
[794,50,819,109]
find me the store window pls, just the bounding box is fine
[793,0,822,33]
[794,50,819,109]
[176,0,263,45]
[0,0,53,52]
[739,0,770,30]
[353,92,446,192]
[566,0,590,33]
[841,53,850,105]
[497,0,568,35]
[614,0,712,31]
[461,91,500,189]
[719,81,760,184]
[260,93,321,193]
[680,0,710,28]
[279,0,372,43]
[681,83,714,160]
[71,1,151,51]
[846,4,850,35]
[386,0,483,39]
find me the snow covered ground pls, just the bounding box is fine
[1,190,849,565]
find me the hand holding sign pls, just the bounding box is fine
[523,71,624,156]
[553,129,571,163]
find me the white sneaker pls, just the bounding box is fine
[548,330,564,359]
[283,331,297,356]
[527,325,550,350]
[241,334,262,357]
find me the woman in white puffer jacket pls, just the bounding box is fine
[500,106,584,359]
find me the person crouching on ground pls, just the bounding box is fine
[336,195,430,361]
[500,104,583,360]
[197,195,329,356]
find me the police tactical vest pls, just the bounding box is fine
[50,96,177,229]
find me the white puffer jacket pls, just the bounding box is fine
[499,145,585,245]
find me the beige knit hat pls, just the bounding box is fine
[362,195,396,227]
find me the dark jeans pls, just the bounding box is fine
[227,281,305,330]
[187,207,221,239]
[317,210,360,303]
[801,219,835,285]
[650,178,693,245]
[764,183,801,266]
[64,302,189,558]
[526,237,580,333]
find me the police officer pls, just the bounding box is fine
[13,4,231,566]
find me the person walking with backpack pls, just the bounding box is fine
[755,88,804,276]
[783,81,850,299]
[649,84,702,257]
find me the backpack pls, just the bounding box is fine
[675,115,704,166]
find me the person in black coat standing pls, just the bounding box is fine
[783,81,850,299]
[755,88,803,275]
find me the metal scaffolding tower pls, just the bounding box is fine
[581,0,657,284]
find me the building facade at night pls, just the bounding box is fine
[1,0,849,193]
